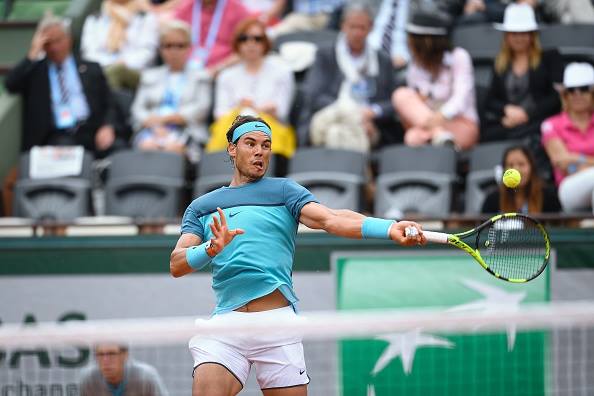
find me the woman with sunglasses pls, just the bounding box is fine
[131,20,211,162]
[541,62,594,213]
[207,18,296,160]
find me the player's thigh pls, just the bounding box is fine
[193,363,243,396]
[262,384,307,396]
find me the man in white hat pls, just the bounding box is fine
[541,62,594,213]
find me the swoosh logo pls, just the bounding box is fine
[299,369,305,375]
[229,212,241,218]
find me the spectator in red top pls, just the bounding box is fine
[541,62,594,213]
[173,0,250,75]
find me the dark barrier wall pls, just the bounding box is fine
[1,228,593,275]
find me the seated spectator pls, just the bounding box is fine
[131,20,211,162]
[541,62,594,213]
[541,0,594,23]
[4,15,127,157]
[267,0,344,39]
[81,0,159,90]
[206,18,296,159]
[367,0,411,69]
[79,343,168,396]
[482,144,560,214]
[299,4,400,151]
[173,0,249,76]
[481,3,562,144]
[392,8,479,150]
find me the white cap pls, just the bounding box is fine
[494,3,538,33]
[562,62,594,89]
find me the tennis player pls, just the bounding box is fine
[170,115,426,396]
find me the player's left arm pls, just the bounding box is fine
[298,202,425,246]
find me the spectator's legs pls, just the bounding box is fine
[442,117,479,150]
[558,168,594,213]
[392,87,433,128]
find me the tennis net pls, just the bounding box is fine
[1,302,594,396]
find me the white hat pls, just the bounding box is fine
[494,3,538,32]
[562,62,594,89]
[279,41,317,72]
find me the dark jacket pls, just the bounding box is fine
[481,185,561,213]
[483,49,563,126]
[299,43,400,146]
[4,56,119,152]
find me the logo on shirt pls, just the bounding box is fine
[229,211,241,218]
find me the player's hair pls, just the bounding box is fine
[495,32,542,75]
[499,145,544,213]
[226,115,271,143]
[407,34,452,77]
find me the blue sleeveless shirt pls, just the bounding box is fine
[181,177,318,314]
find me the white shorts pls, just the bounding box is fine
[189,306,309,390]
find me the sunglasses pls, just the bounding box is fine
[565,85,592,94]
[95,351,123,358]
[238,34,265,44]
[161,43,190,50]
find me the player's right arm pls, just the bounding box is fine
[169,233,202,278]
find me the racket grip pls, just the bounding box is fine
[423,231,449,244]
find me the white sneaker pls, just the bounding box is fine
[431,131,455,147]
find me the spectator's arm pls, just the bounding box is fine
[273,65,295,122]
[303,52,336,112]
[130,73,152,131]
[80,16,113,66]
[440,48,475,119]
[120,13,160,69]
[526,50,562,121]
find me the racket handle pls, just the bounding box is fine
[423,230,449,244]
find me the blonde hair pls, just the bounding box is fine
[495,32,542,75]
[159,19,191,43]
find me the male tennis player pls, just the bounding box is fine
[170,115,426,396]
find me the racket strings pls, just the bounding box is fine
[479,217,547,281]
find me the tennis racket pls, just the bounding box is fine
[406,213,550,283]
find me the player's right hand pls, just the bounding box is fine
[208,207,244,255]
[390,221,426,247]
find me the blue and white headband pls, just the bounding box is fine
[232,121,272,143]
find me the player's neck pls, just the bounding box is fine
[230,173,261,187]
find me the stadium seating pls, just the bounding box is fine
[287,148,366,211]
[540,24,594,64]
[13,149,94,220]
[465,140,522,214]
[375,145,457,218]
[104,150,185,219]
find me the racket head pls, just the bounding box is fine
[450,213,550,283]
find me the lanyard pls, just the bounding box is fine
[191,0,227,64]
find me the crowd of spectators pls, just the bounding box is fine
[3,0,594,219]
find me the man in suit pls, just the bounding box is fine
[4,15,127,157]
[299,3,401,149]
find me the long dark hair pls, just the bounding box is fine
[408,33,452,76]
[499,145,543,213]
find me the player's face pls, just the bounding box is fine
[341,11,372,54]
[505,149,531,188]
[229,131,272,180]
[43,25,71,64]
[505,31,533,54]
[95,345,128,384]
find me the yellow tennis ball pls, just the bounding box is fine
[503,168,521,188]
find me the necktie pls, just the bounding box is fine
[57,65,70,104]
[381,0,398,55]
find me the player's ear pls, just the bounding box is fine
[227,142,236,158]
